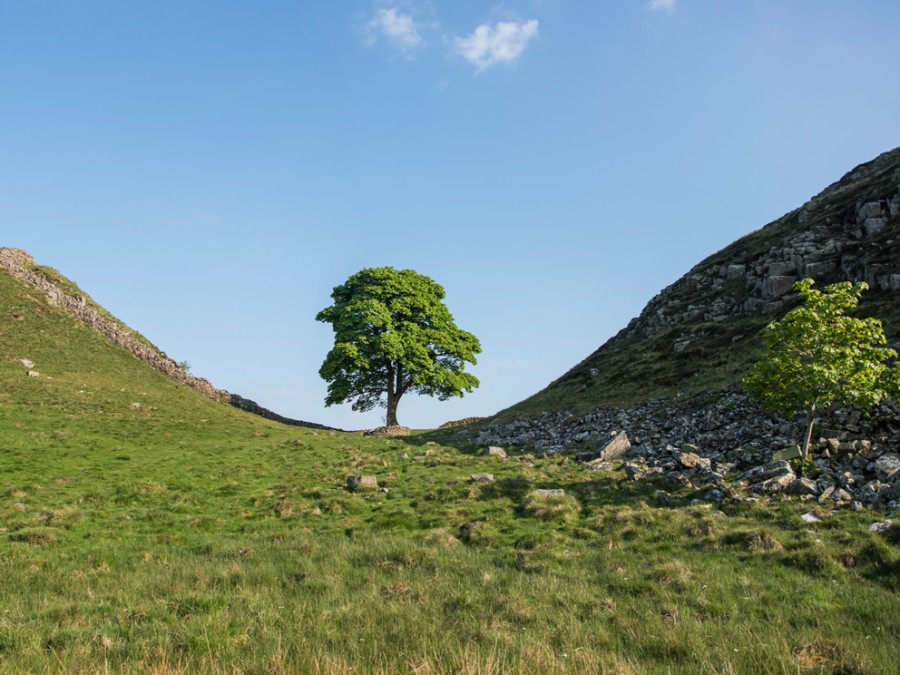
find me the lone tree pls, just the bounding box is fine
[316,267,481,427]
[743,278,899,459]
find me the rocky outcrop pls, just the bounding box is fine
[440,416,486,429]
[462,387,900,510]
[363,425,412,436]
[0,247,337,431]
[626,148,900,339]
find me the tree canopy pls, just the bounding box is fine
[743,278,900,457]
[316,267,481,427]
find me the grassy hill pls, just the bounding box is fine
[2,255,899,673]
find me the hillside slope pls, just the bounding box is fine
[0,248,335,429]
[0,263,282,440]
[508,147,900,416]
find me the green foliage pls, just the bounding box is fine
[744,278,900,455]
[317,267,481,426]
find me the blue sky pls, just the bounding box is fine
[3,1,899,429]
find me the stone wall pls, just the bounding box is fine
[0,248,338,430]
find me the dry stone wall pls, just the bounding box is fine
[0,247,337,431]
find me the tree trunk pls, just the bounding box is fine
[386,364,401,427]
[801,403,817,459]
[386,391,400,427]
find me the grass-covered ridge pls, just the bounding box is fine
[2,257,899,672]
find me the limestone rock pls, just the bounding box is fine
[678,451,711,472]
[624,462,644,481]
[873,454,900,482]
[347,475,378,490]
[598,431,631,461]
[739,460,796,493]
[533,489,565,498]
[482,446,508,458]
[470,473,495,483]
[585,458,613,472]
[788,478,819,496]
[817,485,836,504]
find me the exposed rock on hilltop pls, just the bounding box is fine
[512,147,900,414]
[633,147,900,338]
[0,247,337,430]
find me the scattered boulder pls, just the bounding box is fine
[822,438,841,455]
[678,451,711,472]
[623,462,644,481]
[874,454,900,482]
[597,431,631,461]
[585,458,613,472]
[738,460,796,494]
[347,475,378,490]
[482,446,508,458]
[532,489,565,498]
[818,485,837,504]
[788,478,819,496]
[470,473,495,483]
[19,358,34,368]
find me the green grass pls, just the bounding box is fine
[2,269,900,673]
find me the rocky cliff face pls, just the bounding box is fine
[0,248,337,430]
[631,147,900,340]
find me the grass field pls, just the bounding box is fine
[2,271,899,673]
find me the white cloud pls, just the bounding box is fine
[453,19,539,73]
[365,8,424,56]
[646,0,676,13]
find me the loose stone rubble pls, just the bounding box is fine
[461,387,900,511]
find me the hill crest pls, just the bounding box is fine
[0,247,337,430]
